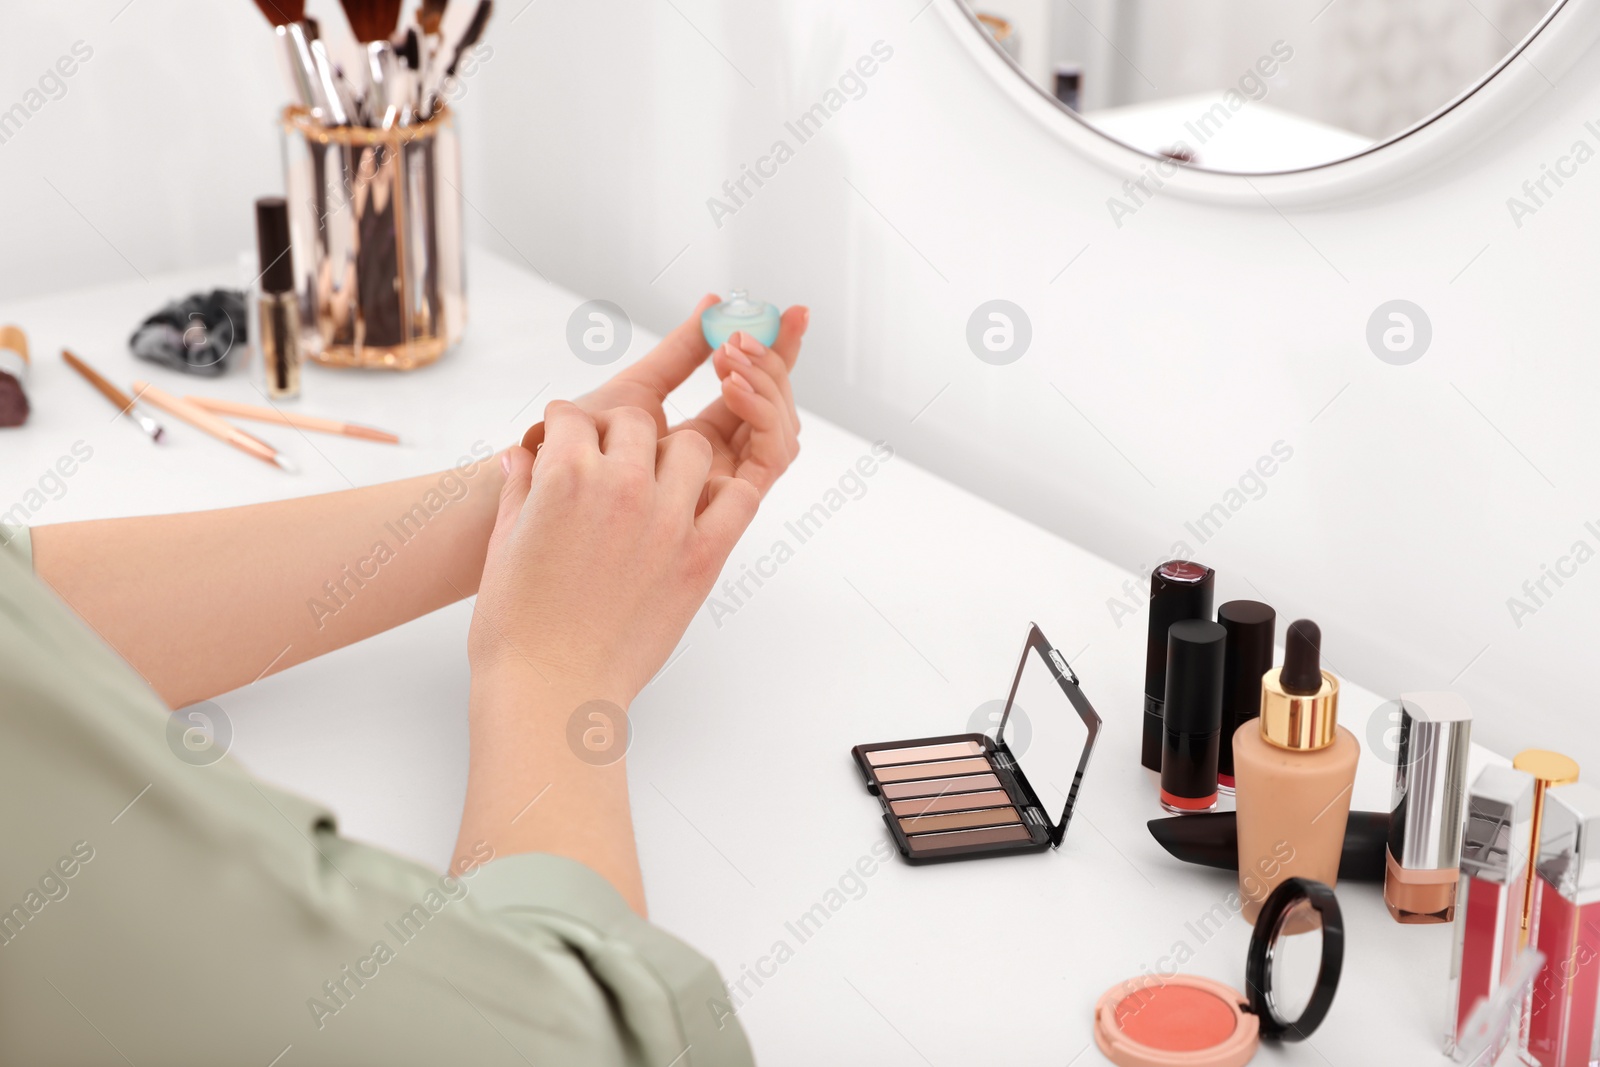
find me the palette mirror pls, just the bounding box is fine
[852,624,1101,863]
[959,0,1564,172]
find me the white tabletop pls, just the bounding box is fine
[1085,92,1373,173]
[1,248,1492,1065]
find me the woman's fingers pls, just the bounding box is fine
[490,446,535,554]
[656,429,714,511]
[695,475,761,560]
[614,293,722,397]
[770,305,809,371]
[541,400,600,459]
[732,332,799,438]
[719,368,791,494]
[593,406,658,471]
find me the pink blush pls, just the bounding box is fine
[1114,984,1237,1051]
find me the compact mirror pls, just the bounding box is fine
[961,0,1564,172]
[996,624,1100,845]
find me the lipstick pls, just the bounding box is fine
[1216,599,1275,792]
[1158,619,1226,814]
[1384,691,1474,923]
[1148,809,1391,882]
[1141,560,1214,772]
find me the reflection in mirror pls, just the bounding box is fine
[965,0,1558,172]
[1268,898,1323,1023]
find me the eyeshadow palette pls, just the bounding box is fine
[852,623,1103,864]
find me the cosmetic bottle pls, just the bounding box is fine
[1513,750,1581,951]
[1232,619,1358,923]
[1216,600,1275,792]
[1141,560,1214,772]
[1523,782,1600,1067]
[1385,692,1474,923]
[701,290,780,349]
[255,197,303,399]
[1447,766,1536,1058]
[1159,620,1225,814]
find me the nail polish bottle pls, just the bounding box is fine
[1216,600,1275,793]
[1233,619,1359,923]
[1159,620,1226,814]
[1385,691,1474,924]
[1141,560,1214,772]
[702,290,780,349]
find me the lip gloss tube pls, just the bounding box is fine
[1524,782,1600,1067]
[1446,765,1534,1059]
[1158,619,1226,815]
[255,197,303,400]
[1385,692,1473,924]
[1142,561,1214,772]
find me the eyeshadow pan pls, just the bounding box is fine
[906,822,1033,852]
[881,773,1002,800]
[874,756,991,783]
[899,806,1020,835]
[864,740,984,767]
[890,789,1013,817]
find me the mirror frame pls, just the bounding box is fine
[937,0,1600,205]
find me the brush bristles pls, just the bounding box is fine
[339,0,404,42]
[419,0,449,35]
[252,0,306,27]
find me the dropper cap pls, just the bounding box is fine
[1259,618,1340,751]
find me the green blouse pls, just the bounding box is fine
[0,525,753,1066]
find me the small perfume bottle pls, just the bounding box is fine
[702,290,780,349]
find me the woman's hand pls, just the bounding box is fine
[473,401,759,702]
[459,402,762,913]
[527,298,808,498]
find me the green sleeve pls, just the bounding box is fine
[0,542,753,1067]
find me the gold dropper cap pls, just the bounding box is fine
[1259,668,1340,750]
[1513,748,1580,946]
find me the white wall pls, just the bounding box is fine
[468,0,1600,771]
[2,1,1596,771]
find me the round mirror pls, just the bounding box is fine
[963,0,1563,172]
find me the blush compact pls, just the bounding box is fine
[851,623,1102,863]
[1094,878,1345,1067]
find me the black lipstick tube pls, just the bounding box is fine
[1142,560,1215,771]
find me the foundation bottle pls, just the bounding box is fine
[1233,620,1360,923]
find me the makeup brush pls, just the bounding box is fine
[341,0,406,127]
[422,0,490,118]
[251,0,325,116]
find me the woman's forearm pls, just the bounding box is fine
[453,663,647,916]
[30,445,504,709]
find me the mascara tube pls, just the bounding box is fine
[255,198,302,400]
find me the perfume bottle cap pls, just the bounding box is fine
[1536,782,1600,906]
[1386,692,1474,871]
[1461,766,1536,883]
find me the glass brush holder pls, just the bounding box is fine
[280,107,466,371]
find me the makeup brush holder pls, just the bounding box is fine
[280,107,466,371]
